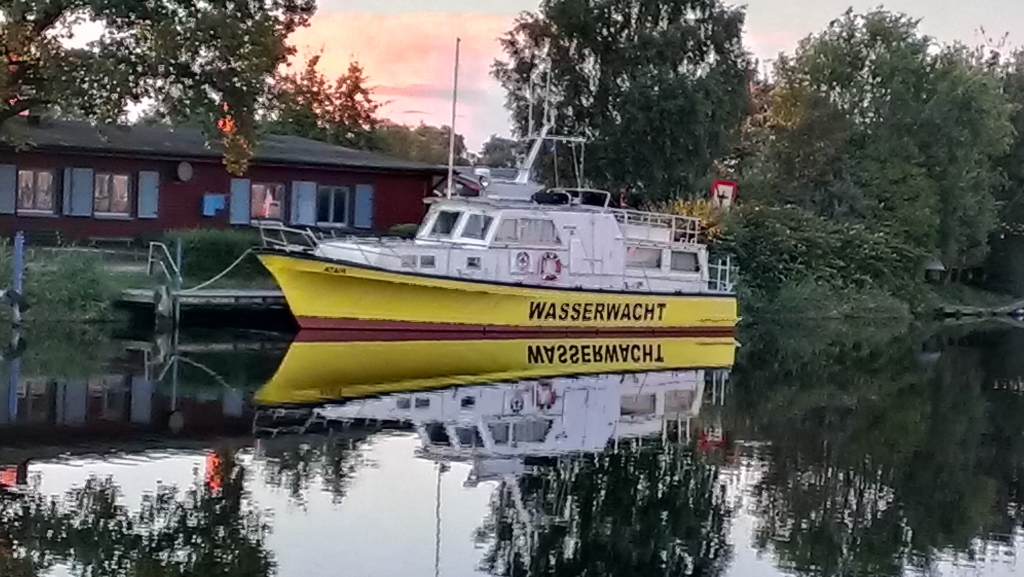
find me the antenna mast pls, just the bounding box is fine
[445,38,461,199]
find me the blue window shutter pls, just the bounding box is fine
[290,181,316,226]
[69,168,94,216]
[229,178,251,224]
[354,184,374,230]
[137,171,160,219]
[0,165,16,215]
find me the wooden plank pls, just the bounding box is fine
[117,288,285,308]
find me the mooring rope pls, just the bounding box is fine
[178,248,257,294]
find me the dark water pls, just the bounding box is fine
[1,322,1023,576]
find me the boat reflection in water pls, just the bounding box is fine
[253,332,737,480]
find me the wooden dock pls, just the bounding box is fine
[118,288,286,310]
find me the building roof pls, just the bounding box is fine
[0,117,444,174]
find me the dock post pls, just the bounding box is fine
[12,231,24,326]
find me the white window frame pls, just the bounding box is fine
[492,217,562,248]
[316,185,353,228]
[453,211,496,246]
[16,168,56,216]
[93,172,132,218]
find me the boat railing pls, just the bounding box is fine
[608,208,701,245]
[254,220,320,253]
[706,255,737,294]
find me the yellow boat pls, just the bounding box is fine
[254,335,738,406]
[256,125,737,334]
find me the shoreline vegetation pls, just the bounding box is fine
[0,226,1014,327]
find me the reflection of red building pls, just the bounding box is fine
[0,374,253,444]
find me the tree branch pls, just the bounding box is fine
[0,98,47,124]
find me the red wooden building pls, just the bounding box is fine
[0,117,445,243]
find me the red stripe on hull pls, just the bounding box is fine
[294,317,736,342]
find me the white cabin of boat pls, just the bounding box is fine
[257,123,734,295]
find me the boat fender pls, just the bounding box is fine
[515,251,531,272]
[540,252,562,281]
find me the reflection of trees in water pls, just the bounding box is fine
[0,451,273,577]
[256,434,370,504]
[731,322,1024,576]
[477,443,732,576]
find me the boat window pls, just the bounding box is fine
[494,218,560,245]
[621,394,657,416]
[466,256,481,270]
[414,397,430,409]
[461,214,493,240]
[460,396,476,408]
[670,251,699,272]
[513,418,553,443]
[400,255,417,268]
[455,426,485,448]
[420,255,436,268]
[425,422,450,446]
[489,423,511,445]
[396,397,411,409]
[626,247,662,269]
[430,211,461,237]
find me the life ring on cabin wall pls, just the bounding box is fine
[540,252,562,281]
[515,251,531,272]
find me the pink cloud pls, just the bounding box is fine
[289,12,517,147]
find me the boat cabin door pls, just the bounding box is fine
[565,226,593,275]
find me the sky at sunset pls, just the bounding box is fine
[295,0,1024,150]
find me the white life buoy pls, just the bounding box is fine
[540,252,562,281]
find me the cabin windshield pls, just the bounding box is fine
[458,213,494,241]
[427,210,461,238]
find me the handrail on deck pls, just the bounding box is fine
[608,208,702,245]
[147,242,182,287]
[254,220,319,253]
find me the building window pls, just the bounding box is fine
[251,182,284,220]
[93,173,131,216]
[317,185,351,226]
[16,169,54,214]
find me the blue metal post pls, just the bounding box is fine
[12,231,24,325]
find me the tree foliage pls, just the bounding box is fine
[478,134,521,168]
[493,0,750,200]
[1,0,316,174]
[264,54,384,151]
[377,121,468,165]
[743,10,1013,267]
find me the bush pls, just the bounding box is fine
[0,243,116,321]
[387,223,419,239]
[719,205,924,303]
[165,228,267,282]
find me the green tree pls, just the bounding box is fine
[493,0,750,200]
[478,134,521,168]
[748,10,1013,267]
[1,0,316,174]
[266,54,385,151]
[378,121,468,165]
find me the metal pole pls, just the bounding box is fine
[12,231,24,326]
[174,238,183,327]
[445,37,461,199]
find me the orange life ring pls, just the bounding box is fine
[540,252,562,281]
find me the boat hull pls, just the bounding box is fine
[257,251,737,333]
[255,335,737,406]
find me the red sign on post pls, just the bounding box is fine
[710,180,738,210]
